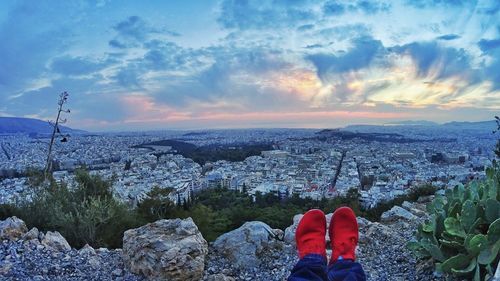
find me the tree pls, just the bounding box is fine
[124,159,132,171]
[494,116,500,158]
[44,92,71,180]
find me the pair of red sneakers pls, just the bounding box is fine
[296,207,358,264]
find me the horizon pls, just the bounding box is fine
[1,115,497,133]
[0,0,499,131]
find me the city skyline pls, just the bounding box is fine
[0,0,499,131]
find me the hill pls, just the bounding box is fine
[0,199,448,280]
[0,117,85,135]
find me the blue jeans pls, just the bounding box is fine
[288,254,366,281]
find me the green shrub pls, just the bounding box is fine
[407,162,500,281]
[0,169,144,249]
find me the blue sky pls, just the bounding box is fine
[0,0,499,131]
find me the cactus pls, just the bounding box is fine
[407,161,500,281]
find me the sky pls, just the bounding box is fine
[0,0,499,131]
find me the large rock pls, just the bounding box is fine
[22,227,40,241]
[41,231,71,251]
[122,218,208,281]
[401,201,427,217]
[284,214,303,245]
[381,206,417,222]
[0,216,28,240]
[213,221,283,269]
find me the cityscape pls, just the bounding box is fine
[0,0,499,280]
[1,121,496,209]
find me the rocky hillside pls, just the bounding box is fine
[0,196,493,280]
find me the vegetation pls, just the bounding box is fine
[407,162,500,281]
[0,169,143,249]
[495,116,500,158]
[0,163,443,251]
[134,139,273,165]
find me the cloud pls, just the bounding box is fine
[0,1,75,90]
[297,24,315,31]
[478,37,500,89]
[217,0,317,30]
[405,0,472,8]
[323,0,390,16]
[113,66,143,89]
[113,16,149,42]
[306,36,384,81]
[316,24,371,41]
[305,44,324,49]
[390,41,474,80]
[109,16,179,49]
[108,39,127,49]
[1,0,498,130]
[322,1,345,16]
[50,56,110,76]
[436,34,461,40]
[478,38,500,52]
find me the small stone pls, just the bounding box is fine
[112,268,123,276]
[79,244,96,256]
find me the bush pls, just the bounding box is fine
[407,162,500,281]
[0,169,144,249]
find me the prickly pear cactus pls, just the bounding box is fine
[407,161,500,281]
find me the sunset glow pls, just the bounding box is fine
[0,0,498,130]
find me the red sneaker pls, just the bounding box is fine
[295,209,327,259]
[329,207,358,263]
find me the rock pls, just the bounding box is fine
[381,206,417,222]
[213,221,283,269]
[123,217,208,281]
[365,222,393,240]
[0,261,12,274]
[206,273,235,281]
[401,201,427,217]
[325,213,333,244]
[417,195,434,203]
[0,216,28,240]
[23,227,40,241]
[284,214,303,245]
[357,217,372,228]
[79,244,96,256]
[41,231,71,251]
[401,201,413,211]
[112,268,123,276]
[272,229,284,240]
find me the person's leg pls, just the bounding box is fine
[288,254,328,281]
[327,259,366,281]
[288,209,328,281]
[327,207,366,281]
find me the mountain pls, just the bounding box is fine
[345,119,496,132]
[0,117,86,135]
[384,120,438,126]
[442,120,497,130]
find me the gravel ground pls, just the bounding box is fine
[0,201,450,281]
[203,201,447,281]
[0,239,143,281]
